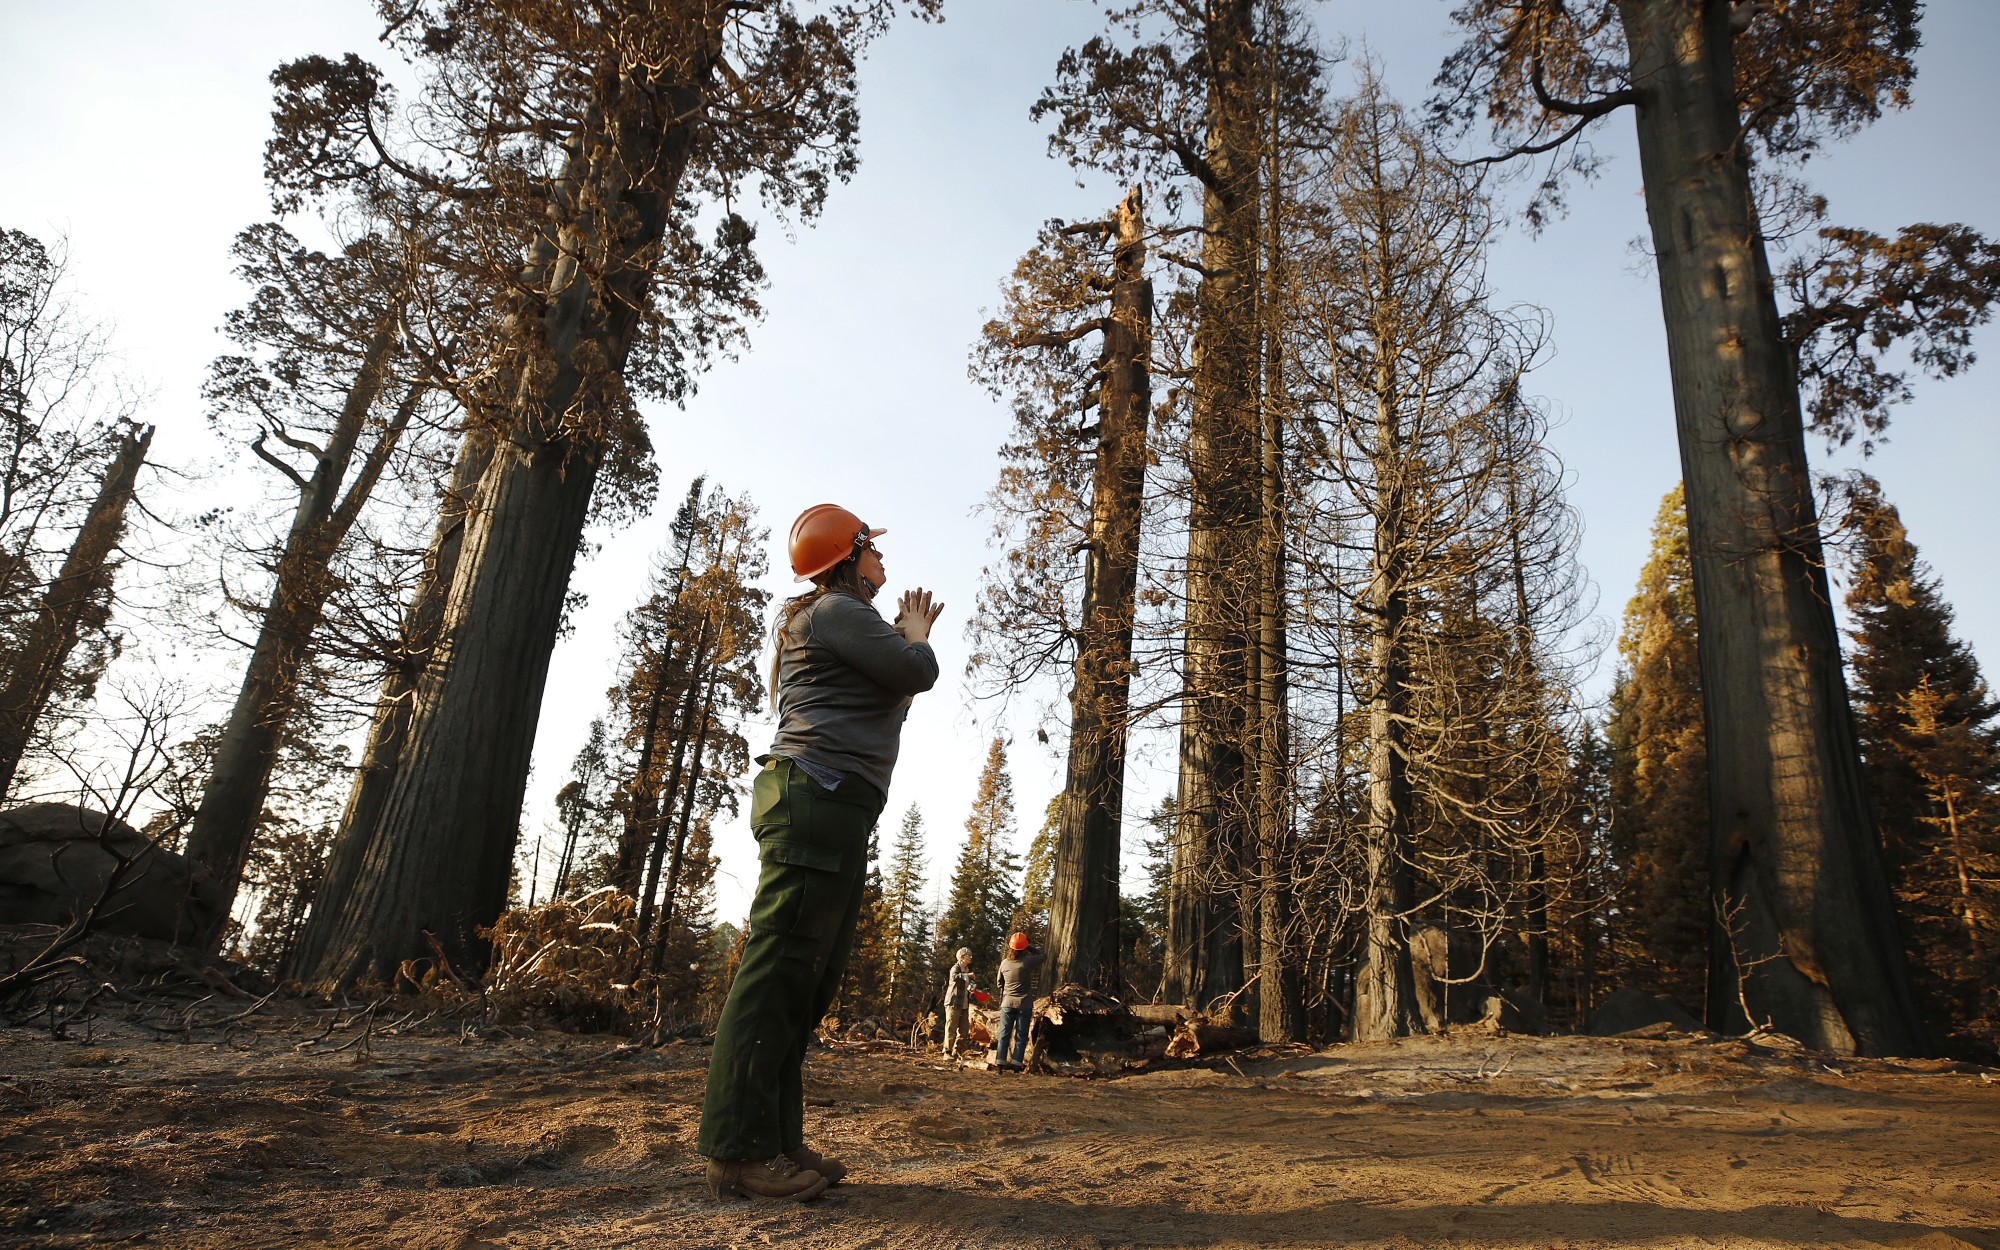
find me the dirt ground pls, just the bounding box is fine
[3,1005,1998,1250]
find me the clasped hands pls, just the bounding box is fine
[893,587,945,644]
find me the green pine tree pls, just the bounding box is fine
[1843,474,2000,1060]
[1120,795,1175,1003]
[1561,721,1618,1023]
[937,737,1022,970]
[878,805,935,1024]
[1605,485,1711,1009]
[1019,794,1059,935]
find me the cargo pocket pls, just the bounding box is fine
[748,836,847,951]
[758,838,843,875]
[748,764,790,834]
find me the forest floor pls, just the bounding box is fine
[3,1004,1998,1250]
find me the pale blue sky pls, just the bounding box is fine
[3,1,1995,927]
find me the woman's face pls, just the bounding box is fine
[856,539,886,597]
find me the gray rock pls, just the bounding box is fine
[0,803,223,942]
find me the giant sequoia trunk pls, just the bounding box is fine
[184,327,419,947]
[1617,0,1926,1054]
[1049,188,1152,995]
[1166,0,1260,1010]
[298,43,719,986]
[289,430,490,982]
[0,424,151,800]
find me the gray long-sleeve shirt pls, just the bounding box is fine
[996,948,1046,1009]
[764,591,939,796]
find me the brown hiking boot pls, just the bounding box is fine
[705,1154,830,1202]
[786,1144,848,1184]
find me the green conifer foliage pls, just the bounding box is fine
[1121,796,1176,1003]
[1019,795,1060,937]
[878,806,936,1025]
[1843,476,2000,1059]
[937,738,1023,971]
[1606,485,1711,1010]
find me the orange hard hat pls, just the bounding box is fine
[787,503,885,582]
[1008,932,1029,951]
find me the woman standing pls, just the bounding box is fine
[697,503,943,1202]
[941,946,985,1057]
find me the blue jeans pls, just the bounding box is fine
[996,1004,1029,1065]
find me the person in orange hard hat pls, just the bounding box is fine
[992,931,1046,1072]
[696,503,944,1202]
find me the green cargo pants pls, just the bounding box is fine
[697,757,883,1161]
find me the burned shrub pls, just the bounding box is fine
[481,887,650,1031]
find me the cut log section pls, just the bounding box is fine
[1164,1018,1260,1059]
[1012,985,1258,1074]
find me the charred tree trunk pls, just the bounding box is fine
[1254,37,1300,1044]
[638,619,711,946]
[298,36,723,984]
[0,424,151,799]
[1505,463,1552,1005]
[1352,377,1420,1042]
[612,655,674,896]
[1167,0,1260,1010]
[1049,188,1152,995]
[290,429,490,982]
[1618,0,1926,1055]
[651,678,715,974]
[185,326,421,946]
[306,407,599,982]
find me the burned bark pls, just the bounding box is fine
[1618,1,1926,1054]
[1167,0,1261,1011]
[183,324,422,946]
[295,14,733,985]
[0,423,151,799]
[1253,26,1299,1044]
[1351,420,1421,1041]
[288,428,489,983]
[1049,188,1152,995]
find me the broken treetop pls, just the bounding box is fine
[765,590,939,796]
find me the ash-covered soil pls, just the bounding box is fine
[3,1008,1997,1249]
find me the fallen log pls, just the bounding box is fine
[1129,1003,1189,1028]
[1165,1018,1260,1059]
[967,984,1269,1073]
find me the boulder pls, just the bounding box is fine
[0,803,223,943]
[1586,986,1704,1037]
